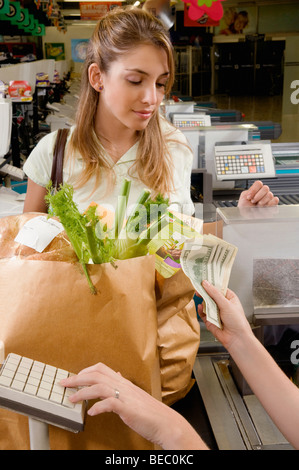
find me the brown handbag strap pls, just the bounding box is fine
[51,128,70,190]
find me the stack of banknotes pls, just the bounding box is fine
[180,234,238,329]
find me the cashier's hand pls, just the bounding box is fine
[60,363,208,450]
[237,181,279,207]
[197,281,253,351]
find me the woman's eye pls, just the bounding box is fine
[156,82,167,89]
[128,80,141,85]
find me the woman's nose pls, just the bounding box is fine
[141,84,157,105]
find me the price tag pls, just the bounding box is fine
[14,216,64,253]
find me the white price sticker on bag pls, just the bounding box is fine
[14,216,64,253]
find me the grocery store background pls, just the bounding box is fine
[0,0,298,143]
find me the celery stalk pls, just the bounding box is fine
[81,262,97,295]
[85,223,103,264]
[113,179,131,239]
[58,223,97,294]
[125,189,151,228]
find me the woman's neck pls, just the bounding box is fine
[95,104,139,163]
[97,132,139,163]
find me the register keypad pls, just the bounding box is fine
[173,118,207,128]
[216,153,265,177]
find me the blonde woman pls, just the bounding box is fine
[23,7,278,215]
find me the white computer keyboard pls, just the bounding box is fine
[0,353,87,432]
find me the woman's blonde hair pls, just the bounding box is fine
[69,7,176,197]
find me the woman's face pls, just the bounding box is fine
[97,43,170,132]
[234,14,247,32]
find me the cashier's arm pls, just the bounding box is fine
[23,179,48,213]
[198,281,299,450]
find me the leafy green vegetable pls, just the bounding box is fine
[46,182,114,294]
[45,179,170,293]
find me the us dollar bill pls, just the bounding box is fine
[180,235,238,329]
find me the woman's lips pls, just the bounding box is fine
[134,110,153,119]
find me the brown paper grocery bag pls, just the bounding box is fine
[156,270,200,406]
[0,255,161,450]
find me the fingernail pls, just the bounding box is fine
[202,280,210,287]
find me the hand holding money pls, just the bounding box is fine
[180,234,238,329]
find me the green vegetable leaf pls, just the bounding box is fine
[45,182,114,294]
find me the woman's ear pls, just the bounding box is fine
[88,63,103,92]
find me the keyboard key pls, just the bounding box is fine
[24,384,38,395]
[20,357,33,368]
[41,374,54,384]
[18,365,30,375]
[0,376,12,386]
[39,380,52,390]
[29,370,42,380]
[1,368,14,379]
[52,384,65,395]
[14,372,27,382]
[37,387,51,399]
[50,392,63,404]
[63,396,74,408]
[11,379,25,391]
[27,376,40,387]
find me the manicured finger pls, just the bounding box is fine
[77,362,119,379]
[60,371,102,388]
[66,383,113,403]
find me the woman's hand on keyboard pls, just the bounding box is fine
[60,363,208,450]
[237,180,279,207]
